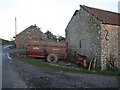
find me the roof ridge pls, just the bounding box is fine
[80,5,104,22]
[82,5,120,15]
[80,5,120,26]
[16,25,43,36]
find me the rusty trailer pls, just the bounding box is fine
[27,40,68,63]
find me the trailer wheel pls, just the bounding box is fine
[47,54,58,63]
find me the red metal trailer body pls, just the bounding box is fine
[27,40,68,62]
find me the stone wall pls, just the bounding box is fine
[118,25,120,70]
[16,25,47,49]
[118,2,120,70]
[65,8,120,70]
[101,24,119,70]
[65,10,80,55]
[65,8,102,67]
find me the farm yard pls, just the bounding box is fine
[1,4,120,89]
[5,46,119,88]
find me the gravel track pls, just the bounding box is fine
[11,57,119,88]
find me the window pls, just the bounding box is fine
[80,40,81,48]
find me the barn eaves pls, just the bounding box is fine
[80,5,120,26]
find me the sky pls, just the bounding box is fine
[0,0,119,40]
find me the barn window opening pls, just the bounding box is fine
[80,40,81,48]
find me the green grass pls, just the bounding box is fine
[18,57,83,72]
[16,57,120,76]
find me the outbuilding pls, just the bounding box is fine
[16,25,47,49]
[65,5,120,70]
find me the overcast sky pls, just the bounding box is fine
[0,0,119,40]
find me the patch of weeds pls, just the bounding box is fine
[17,57,87,73]
[16,57,120,76]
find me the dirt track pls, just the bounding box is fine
[11,57,119,88]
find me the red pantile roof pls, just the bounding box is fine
[80,5,120,26]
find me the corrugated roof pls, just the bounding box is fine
[80,5,120,26]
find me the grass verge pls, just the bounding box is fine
[16,57,120,76]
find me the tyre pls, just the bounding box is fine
[47,54,58,63]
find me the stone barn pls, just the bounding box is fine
[65,5,120,70]
[0,38,9,45]
[16,25,47,49]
